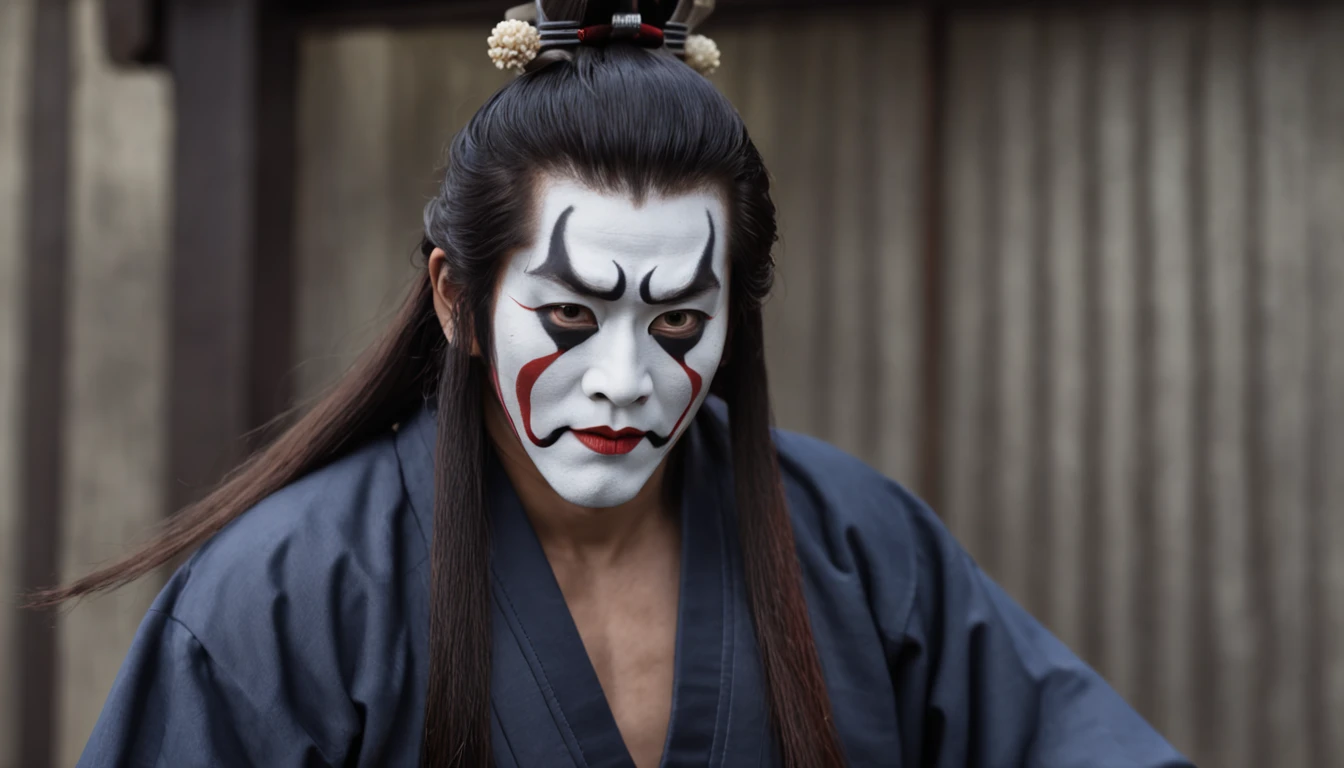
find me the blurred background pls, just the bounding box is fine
[2,0,1342,766]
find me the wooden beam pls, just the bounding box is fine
[103,0,163,66]
[287,0,1312,30]
[165,0,297,511]
[918,2,949,511]
[289,0,896,28]
[17,0,72,765]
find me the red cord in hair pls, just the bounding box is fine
[576,23,665,47]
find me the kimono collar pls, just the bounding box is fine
[393,398,761,766]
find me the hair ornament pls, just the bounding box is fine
[488,18,542,73]
[682,33,720,76]
[490,1,720,76]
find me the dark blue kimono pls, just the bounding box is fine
[79,400,1191,767]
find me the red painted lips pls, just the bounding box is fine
[570,426,646,455]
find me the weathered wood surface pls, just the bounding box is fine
[294,27,509,400]
[0,1,37,764]
[13,0,73,765]
[939,7,1344,766]
[4,4,1342,767]
[713,12,926,486]
[54,1,174,764]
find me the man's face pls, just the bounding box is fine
[490,180,729,508]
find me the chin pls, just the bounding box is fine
[543,463,657,509]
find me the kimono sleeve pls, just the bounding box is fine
[77,606,332,768]
[894,500,1193,768]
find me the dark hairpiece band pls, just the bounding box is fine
[538,15,682,52]
[489,1,718,75]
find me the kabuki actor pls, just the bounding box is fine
[48,1,1193,766]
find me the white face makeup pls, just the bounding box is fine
[490,180,729,508]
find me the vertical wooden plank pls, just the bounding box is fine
[391,28,508,289]
[914,6,945,506]
[992,15,1038,603]
[1184,11,1216,761]
[294,29,397,402]
[1310,11,1344,765]
[726,9,925,484]
[1075,7,1107,672]
[1201,9,1254,767]
[166,0,297,511]
[0,1,36,764]
[102,0,160,66]
[1240,14,1273,766]
[1129,8,1160,722]
[703,24,744,126]
[1255,9,1312,765]
[765,17,823,436]
[389,27,502,341]
[825,21,869,458]
[1147,9,1198,750]
[804,20,840,442]
[1024,8,1054,633]
[721,20,781,190]
[55,0,172,763]
[296,26,516,404]
[385,26,453,220]
[15,0,72,764]
[697,9,931,487]
[249,9,299,440]
[439,27,509,139]
[873,12,925,490]
[940,15,992,563]
[1094,7,1139,702]
[1041,10,1086,650]
[731,19,792,423]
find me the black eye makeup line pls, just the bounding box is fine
[639,210,720,305]
[527,205,626,301]
[529,205,720,307]
[509,298,598,351]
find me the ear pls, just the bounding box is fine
[428,247,483,357]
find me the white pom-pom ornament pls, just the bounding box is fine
[683,34,720,76]
[487,19,540,74]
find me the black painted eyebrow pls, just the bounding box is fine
[639,210,721,305]
[526,205,626,301]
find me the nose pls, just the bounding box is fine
[580,326,654,407]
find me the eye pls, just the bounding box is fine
[650,310,705,338]
[545,304,597,328]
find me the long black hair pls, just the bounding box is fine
[37,40,844,768]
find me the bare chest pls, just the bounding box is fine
[556,555,680,768]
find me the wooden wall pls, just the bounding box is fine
[0,1,173,766]
[294,27,509,399]
[53,1,173,765]
[713,15,928,486]
[0,1,36,762]
[938,7,1344,767]
[3,3,1341,767]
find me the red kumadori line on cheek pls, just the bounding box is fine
[666,361,702,441]
[510,296,539,311]
[490,367,521,442]
[516,350,566,446]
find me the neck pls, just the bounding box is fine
[483,388,677,565]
